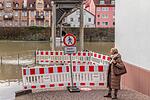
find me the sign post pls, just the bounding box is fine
[63,33,80,92]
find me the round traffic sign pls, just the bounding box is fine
[63,33,76,47]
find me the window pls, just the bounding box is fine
[102,7,109,11]
[70,18,73,22]
[0,3,3,7]
[30,4,33,8]
[15,11,18,16]
[111,0,115,5]
[88,18,91,22]
[31,20,34,26]
[76,11,80,15]
[97,8,101,11]
[78,17,80,22]
[37,3,42,8]
[100,0,105,4]
[45,20,49,27]
[47,4,49,8]
[113,22,115,26]
[97,15,100,18]
[16,3,19,8]
[31,11,34,17]
[102,14,108,18]
[102,22,108,26]
[6,2,11,8]
[22,11,27,16]
[97,22,100,25]
[45,11,49,17]
[0,12,2,16]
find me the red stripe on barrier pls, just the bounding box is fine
[107,56,111,61]
[103,56,106,60]
[59,84,64,86]
[23,69,26,75]
[41,51,44,55]
[50,52,53,55]
[98,54,101,58]
[81,83,86,86]
[88,53,91,56]
[99,83,104,86]
[98,66,103,72]
[94,53,97,57]
[73,66,76,72]
[68,83,71,86]
[57,67,62,73]
[45,60,49,62]
[50,84,55,87]
[90,83,95,86]
[31,86,36,89]
[51,61,54,63]
[48,67,53,73]
[56,61,58,63]
[30,69,35,75]
[74,83,76,86]
[80,66,85,72]
[40,85,46,88]
[39,68,44,74]
[73,53,76,56]
[36,60,39,62]
[46,52,49,55]
[73,61,76,63]
[60,52,63,55]
[55,52,58,55]
[66,66,69,72]
[41,60,44,62]
[89,66,94,72]
[83,52,86,56]
[78,52,81,56]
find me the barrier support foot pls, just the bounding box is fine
[15,89,32,97]
[67,86,80,93]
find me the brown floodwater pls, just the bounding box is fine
[0,41,114,80]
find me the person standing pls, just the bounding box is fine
[104,48,127,99]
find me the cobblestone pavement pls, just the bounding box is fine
[16,89,150,100]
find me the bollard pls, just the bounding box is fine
[35,51,36,65]
[18,54,19,66]
[1,56,2,65]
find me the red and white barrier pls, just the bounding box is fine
[22,64,107,90]
[35,50,110,65]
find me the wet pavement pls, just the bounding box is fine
[16,89,150,100]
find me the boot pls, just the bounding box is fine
[104,93,111,98]
[112,89,118,99]
[104,89,112,98]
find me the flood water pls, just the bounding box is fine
[0,41,114,80]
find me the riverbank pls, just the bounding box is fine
[0,27,114,42]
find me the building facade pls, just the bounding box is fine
[94,0,115,28]
[0,0,51,27]
[64,9,95,28]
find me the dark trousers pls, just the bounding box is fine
[108,88,118,96]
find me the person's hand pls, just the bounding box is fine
[112,60,117,64]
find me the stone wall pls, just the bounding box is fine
[0,27,114,42]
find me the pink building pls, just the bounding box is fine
[85,0,115,28]
[95,0,115,28]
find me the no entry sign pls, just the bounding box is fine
[63,33,76,47]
